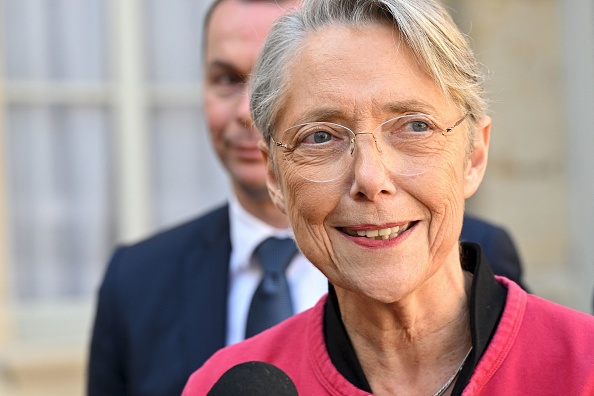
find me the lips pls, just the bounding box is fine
[340,222,415,240]
[225,132,263,160]
[233,143,263,160]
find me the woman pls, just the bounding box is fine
[184,0,594,394]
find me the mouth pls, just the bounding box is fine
[233,143,263,160]
[339,221,417,241]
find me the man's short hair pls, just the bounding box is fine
[203,0,297,42]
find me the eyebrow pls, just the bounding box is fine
[292,99,440,125]
[205,60,245,75]
[382,99,438,116]
[207,60,230,68]
[293,108,344,124]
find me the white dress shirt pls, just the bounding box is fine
[226,195,328,346]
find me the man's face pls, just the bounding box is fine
[203,0,296,199]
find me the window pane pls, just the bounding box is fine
[4,0,107,81]
[5,105,113,301]
[150,107,229,228]
[145,0,206,83]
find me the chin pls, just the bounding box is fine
[365,284,413,304]
[340,270,417,304]
[241,182,272,201]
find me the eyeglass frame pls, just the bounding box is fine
[270,111,470,156]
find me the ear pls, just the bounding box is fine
[463,116,491,199]
[258,139,287,214]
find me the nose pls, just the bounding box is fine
[236,85,253,129]
[349,134,396,201]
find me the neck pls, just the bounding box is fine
[336,261,472,395]
[233,184,289,229]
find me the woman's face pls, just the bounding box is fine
[265,23,490,303]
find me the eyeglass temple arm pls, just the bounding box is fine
[271,136,289,149]
[442,112,470,136]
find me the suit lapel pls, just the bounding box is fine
[181,205,232,372]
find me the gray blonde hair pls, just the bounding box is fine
[250,0,487,145]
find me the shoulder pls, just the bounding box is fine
[523,290,594,336]
[467,279,594,394]
[183,297,327,395]
[500,277,594,335]
[109,204,229,270]
[461,215,527,288]
[99,204,230,296]
[500,280,594,370]
[124,204,229,256]
[461,214,507,242]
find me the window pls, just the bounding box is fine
[0,0,229,352]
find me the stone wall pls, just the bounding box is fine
[448,0,593,311]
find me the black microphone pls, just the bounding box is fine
[207,361,298,396]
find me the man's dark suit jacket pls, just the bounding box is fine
[460,214,527,291]
[87,205,526,396]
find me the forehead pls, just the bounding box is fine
[205,0,296,66]
[280,23,448,126]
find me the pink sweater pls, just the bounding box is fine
[183,278,594,395]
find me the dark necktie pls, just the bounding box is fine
[245,237,297,338]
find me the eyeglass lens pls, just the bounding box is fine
[277,114,452,182]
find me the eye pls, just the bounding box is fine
[396,115,437,136]
[284,122,351,152]
[207,69,246,97]
[294,123,346,145]
[304,130,333,144]
[215,73,243,86]
[410,120,430,133]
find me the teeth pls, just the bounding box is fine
[366,229,379,237]
[344,223,411,240]
[378,228,390,236]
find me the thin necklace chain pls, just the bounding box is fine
[433,346,473,396]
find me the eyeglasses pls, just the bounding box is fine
[271,113,468,182]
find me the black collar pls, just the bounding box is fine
[323,242,508,394]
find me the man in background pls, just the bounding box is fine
[87,2,322,395]
[87,0,527,395]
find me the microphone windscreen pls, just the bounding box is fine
[207,361,298,396]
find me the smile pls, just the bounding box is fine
[340,222,415,240]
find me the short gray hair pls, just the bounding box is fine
[250,0,487,145]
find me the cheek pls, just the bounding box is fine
[281,168,340,259]
[204,94,232,147]
[284,173,330,227]
[417,148,467,252]
[423,144,466,207]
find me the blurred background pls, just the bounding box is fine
[0,0,592,394]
